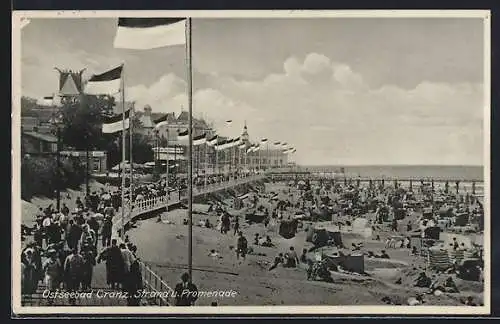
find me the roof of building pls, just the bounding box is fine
[152,112,170,122]
[59,73,81,96]
[22,131,58,143]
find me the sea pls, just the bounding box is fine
[300,165,483,181]
[299,165,485,196]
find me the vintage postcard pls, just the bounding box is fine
[11,10,491,315]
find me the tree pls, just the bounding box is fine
[59,94,116,150]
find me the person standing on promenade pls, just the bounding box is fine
[80,242,96,292]
[120,243,135,283]
[101,216,113,247]
[174,272,198,306]
[43,249,61,305]
[64,248,84,305]
[97,239,125,289]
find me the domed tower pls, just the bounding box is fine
[241,120,249,144]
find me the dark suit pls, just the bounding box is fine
[174,281,198,306]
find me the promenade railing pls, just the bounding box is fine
[112,174,265,236]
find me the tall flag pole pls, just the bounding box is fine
[186,17,194,281]
[86,63,125,238]
[129,102,134,220]
[113,16,190,277]
[120,66,126,241]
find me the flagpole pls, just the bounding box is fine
[120,64,126,241]
[129,102,134,222]
[165,137,169,211]
[204,142,208,189]
[215,145,219,183]
[186,18,194,282]
[266,143,269,171]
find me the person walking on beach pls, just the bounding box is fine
[174,272,198,306]
[236,231,248,260]
[233,217,240,235]
[97,239,125,289]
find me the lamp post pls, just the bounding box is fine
[154,129,159,181]
[51,113,64,211]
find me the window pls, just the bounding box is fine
[93,158,100,171]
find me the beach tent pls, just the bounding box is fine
[428,247,451,270]
[306,226,329,247]
[279,219,299,239]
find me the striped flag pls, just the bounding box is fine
[231,137,241,147]
[193,133,207,146]
[223,139,235,150]
[102,110,131,134]
[215,139,227,151]
[154,114,170,129]
[85,65,123,95]
[113,18,186,50]
[177,129,188,142]
[274,141,281,146]
[261,138,268,144]
[282,142,288,147]
[207,135,218,146]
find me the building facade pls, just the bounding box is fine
[60,150,108,174]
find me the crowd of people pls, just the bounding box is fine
[21,192,147,306]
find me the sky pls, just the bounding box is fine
[20,17,486,166]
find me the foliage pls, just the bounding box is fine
[21,155,86,201]
[21,95,155,198]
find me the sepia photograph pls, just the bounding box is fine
[11,10,490,315]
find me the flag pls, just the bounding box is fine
[239,142,246,149]
[102,110,131,134]
[193,133,207,146]
[215,139,227,151]
[292,148,297,153]
[246,146,254,154]
[253,145,261,152]
[114,18,186,50]
[40,96,54,106]
[226,120,232,124]
[261,138,268,143]
[207,135,218,146]
[282,142,288,147]
[274,141,281,146]
[85,65,123,95]
[223,139,234,150]
[154,114,170,129]
[232,137,241,147]
[177,129,188,142]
